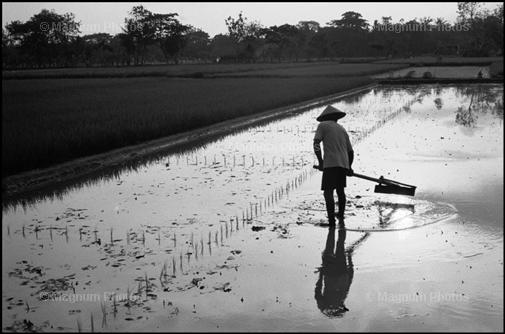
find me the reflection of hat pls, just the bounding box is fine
[322,305,349,318]
[317,105,346,122]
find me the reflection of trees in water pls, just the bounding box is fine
[455,85,503,127]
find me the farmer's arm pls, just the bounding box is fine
[346,131,354,175]
[313,124,324,168]
[313,139,323,167]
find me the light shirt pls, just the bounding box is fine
[314,121,353,169]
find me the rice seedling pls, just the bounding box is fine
[100,300,107,327]
[144,272,149,298]
[113,294,117,318]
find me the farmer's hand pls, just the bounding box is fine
[313,164,324,171]
[346,168,354,176]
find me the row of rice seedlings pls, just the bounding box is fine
[169,154,311,168]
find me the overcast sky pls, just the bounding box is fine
[2,2,501,37]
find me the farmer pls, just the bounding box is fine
[313,105,354,226]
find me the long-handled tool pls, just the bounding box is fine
[313,166,416,196]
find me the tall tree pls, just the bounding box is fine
[457,2,482,23]
[225,12,264,61]
[5,9,80,67]
[122,6,157,65]
[181,27,211,60]
[328,11,369,31]
[151,13,190,64]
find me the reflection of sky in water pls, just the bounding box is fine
[354,85,503,231]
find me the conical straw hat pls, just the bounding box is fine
[316,105,346,122]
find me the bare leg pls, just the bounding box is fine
[323,189,336,225]
[336,186,346,219]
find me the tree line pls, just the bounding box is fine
[2,2,503,69]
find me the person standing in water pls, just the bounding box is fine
[313,105,354,226]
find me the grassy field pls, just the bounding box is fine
[2,62,404,79]
[2,71,377,176]
[375,56,503,65]
[209,63,404,77]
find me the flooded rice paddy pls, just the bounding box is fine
[2,84,503,332]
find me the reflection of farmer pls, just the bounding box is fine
[313,105,354,226]
[315,226,353,317]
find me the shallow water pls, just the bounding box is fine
[2,84,503,332]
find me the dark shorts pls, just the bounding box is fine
[321,167,347,191]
